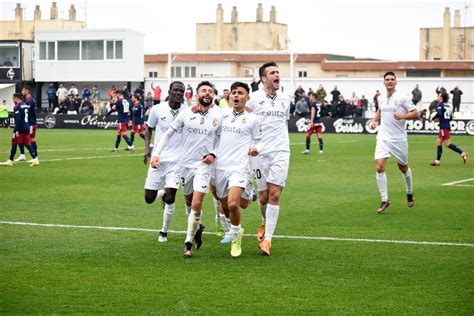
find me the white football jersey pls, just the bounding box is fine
[247,90,291,154]
[170,107,223,169]
[215,110,262,171]
[377,91,417,142]
[146,104,184,162]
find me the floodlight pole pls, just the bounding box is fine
[290,51,294,92]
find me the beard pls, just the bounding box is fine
[199,96,213,107]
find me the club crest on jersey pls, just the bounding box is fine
[200,117,205,125]
[242,117,247,124]
[212,118,218,126]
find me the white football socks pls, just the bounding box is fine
[264,204,279,241]
[403,168,413,194]
[185,211,201,243]
[219,213,230,233]
[161,203,175,233]
[213,197,220,219]
[230,224,241,241]
[376,172,388,202]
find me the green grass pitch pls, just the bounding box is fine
[0,129,473,314]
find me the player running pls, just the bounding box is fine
[370,71,419,214]
[144,81,186,243]
[0,93,38,167]
[104,90,134,152]
[151,81,223,257]
[247,61,291,256]
[215,81,262,257]
[130,93,146,148]
[302,93,324,155]
[429,91,468,166]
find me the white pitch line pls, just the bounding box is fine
[1,221,473,248]
[442,178,474,186]
[39,154,142,162]
[338,140,359,143]
[29,147,144,152]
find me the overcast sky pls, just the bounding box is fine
[1,0,472,60]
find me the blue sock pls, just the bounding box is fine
[448,143,463,155]
[9,143,17,161]
[123,135,132,146]
[19,143,25,155]
[115,135,121,149]
[31,141,37,156]
[436,146,442,160]
[319,138,324,151]
[130,134,135,145]
[26,144,37,159]
[305,138,310,150]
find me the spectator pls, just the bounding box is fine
[373,89,381,111]
[335,95,346,118]
[150,83,161,104]
[80,97,94,115]
[294,85,306,102]
[450,86,463,113]
[419,109,428,120]
[56,83,68,109]
[11,56,18,67]
[348,92,359,118]
[185,84,194,106]
[82,86,91,100]
[99,102,109,115]
[46,83,57,112]
[0,100,8,127]
[411,84,422,105]
[122,83,131,100]
[428,99,438,113]
[330,85,341,105]
[251,78,259,92]
[218,89,230,108]
[295,96,309,118]
[108,85,117,100]
[145,92,153,109]
[134,83,144,99]
[68,84,78,96]
[315,84,327,104]
[3,57,13,66]
[360,95,368,117]
[91,85,100,102]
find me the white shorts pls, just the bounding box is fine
[144,161,181,191]
[181,163,214,196]
[374,139,409,165]
[251,151,290,191]
[215,169,253,200]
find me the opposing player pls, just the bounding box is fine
[247,61,291,256]
[104,90,134,152]
[215,81,261,257]
[15,86,38,162]
[130,93,145,147]
[370,71,419,214]
[302,93,324,155]
[429,91,468,166]
[0,93,38,167]
[143,81,186,242]
[151,81,222,257]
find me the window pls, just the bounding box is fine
[47,42,55,60]
[191,66,196,77]
[0,44,20,68]
[183,66,196,78]
[185,66,190,77]
[58,41,80,60]
[115,40,123,59]
[106,41,114,59]
[148,71,158,78]
[298,70,307,78]
[81,40,104,60]
[171,66,182,78]
[406,69,441,77]
[39,41,56,60]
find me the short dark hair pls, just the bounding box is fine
[259,61,278,80]
[440,91,449,103]
[133,94,141,101]
[115,90,123,96]
[13,93,23,100]
[169,81,185,91]
[196,81,213,92]
[22,86,32,93]
[383,71,396,79]
[230,81,250,94]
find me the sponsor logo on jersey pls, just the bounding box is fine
[212,118,218,127]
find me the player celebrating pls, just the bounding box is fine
[151,81,222,257]
[370,72,419,214]
[143,81,186,243]
[302,93,324,155]
[429,91,468,166]
[104,90,134,152]
[0,93,38,167]
[130,93,145,147]
[247,61,291,256]
[215,81,262,257]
